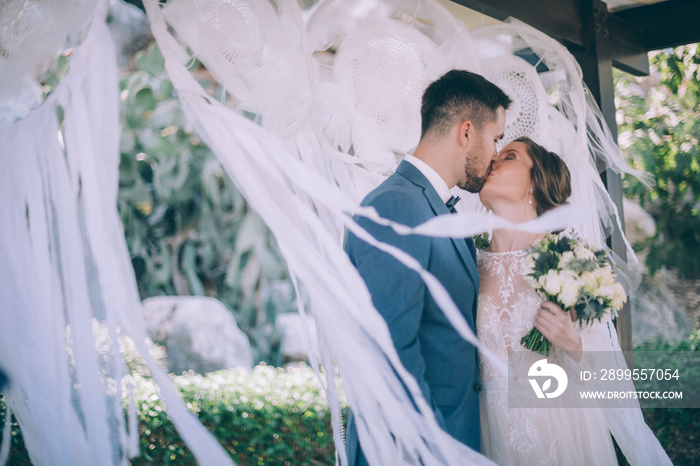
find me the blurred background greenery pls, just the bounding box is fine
[117,44,294,366]
[615,43,700,280]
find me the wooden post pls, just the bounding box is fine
[569,0,635,361]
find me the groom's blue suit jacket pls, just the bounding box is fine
[343,160,481,465]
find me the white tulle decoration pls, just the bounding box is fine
[307,0,482,202]
[472,19,647,270]
[0,3,235,466]
[480,55,549,145]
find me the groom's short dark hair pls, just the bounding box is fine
[421,69,511,138]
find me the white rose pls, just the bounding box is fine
[574,246,596,261]
[558,251,575,268]
[558,269,580,283]
[543,269,563,296]
[612,282,627,310]
[595,284,616,300]
[593,267,615,286]
[582,271,597,290]
[558,281,581,308]
[523,255,537,274]
[524,275,539,289]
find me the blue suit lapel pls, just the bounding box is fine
[395,161,479,291]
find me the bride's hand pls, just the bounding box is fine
[534,302,582,354]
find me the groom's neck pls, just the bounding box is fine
[412,139,456,189]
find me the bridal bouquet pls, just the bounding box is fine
[520,231,627,354]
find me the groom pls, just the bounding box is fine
[344,69,510,464]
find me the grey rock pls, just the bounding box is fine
[631,269,693,343]
[623,197,656,246]
[142,296,253,374]
[277,312,319,363]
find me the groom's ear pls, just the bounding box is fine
[458,120,473,146]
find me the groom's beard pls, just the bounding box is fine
[459,159,491,193]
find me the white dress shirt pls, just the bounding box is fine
[404,154,452,203]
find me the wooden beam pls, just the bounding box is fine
[607,13,649,76]
[449,0,585,47]
[450,0,649,75]
[614,0,700,51]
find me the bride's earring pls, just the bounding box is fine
[528,188,533,205]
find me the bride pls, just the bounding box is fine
[474,137,671,465]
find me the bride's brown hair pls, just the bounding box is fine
[514,136,571,216]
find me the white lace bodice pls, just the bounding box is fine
[476,249,544,384]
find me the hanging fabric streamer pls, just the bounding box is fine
[0,1,234,465]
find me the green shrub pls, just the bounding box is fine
[636,329,700,466]
[0,364,346,466]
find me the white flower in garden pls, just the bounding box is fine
[559,251,575,268]
[612,282,627,310]
[574,246,596,261]
[543,269,563,296]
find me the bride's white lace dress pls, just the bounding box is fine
[476,249,619,465]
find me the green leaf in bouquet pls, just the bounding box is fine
[473,232,490,251]
[534,250,559,275]
[556,235,573,252]
[574,295,608,325]
[569,258,598,274]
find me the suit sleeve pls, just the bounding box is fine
[345,190,447,429]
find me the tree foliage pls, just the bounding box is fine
[615,44,700,279]
[118,44,294,363]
